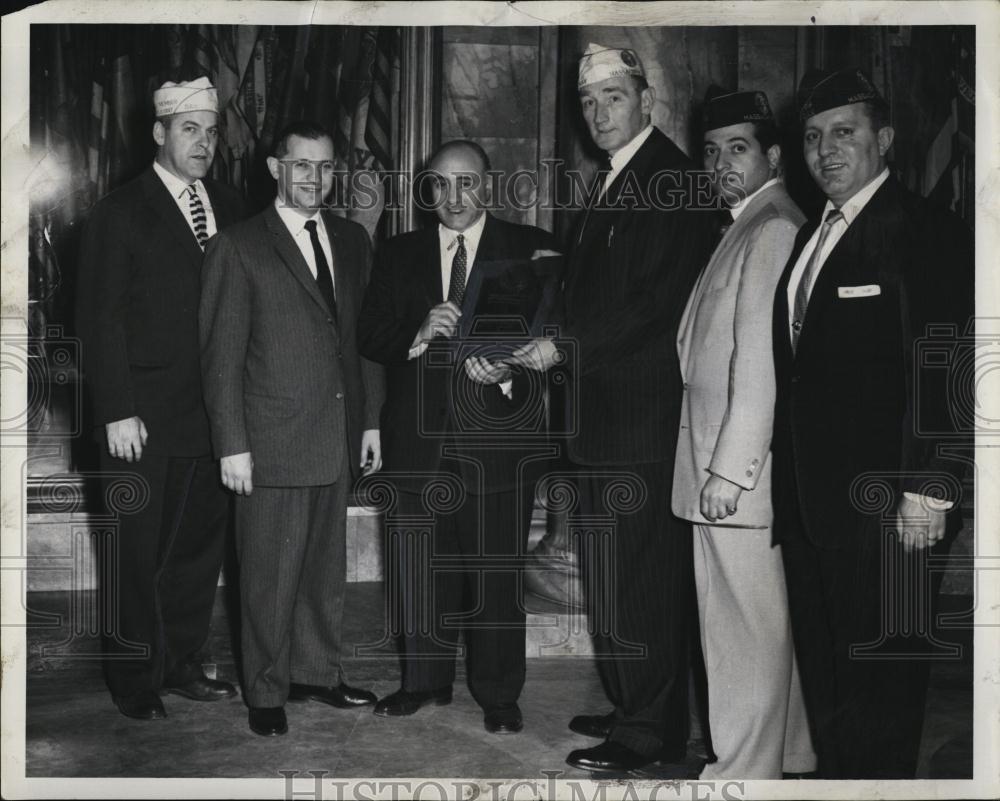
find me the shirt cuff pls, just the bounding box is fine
[902,491,954,512]
[408,340,428,360]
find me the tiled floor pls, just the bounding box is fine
[22,584,972,780]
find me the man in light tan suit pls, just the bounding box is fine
[672,87,815,779]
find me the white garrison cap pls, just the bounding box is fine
[153,76,218,117]
[578,43,645,89]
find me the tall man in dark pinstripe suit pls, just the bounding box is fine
[200,121,385,737]
[511,44,713,772]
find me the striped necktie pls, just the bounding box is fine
[187,184,209,249]
[447,234,467,306]
[791,208,845,353]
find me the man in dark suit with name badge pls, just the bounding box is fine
[77,77,243,720]
[200,121,384,737]
[512,44,713,773]
[772,69,973,778]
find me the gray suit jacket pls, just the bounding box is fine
[672,182,805,527]
[200,204,385,487]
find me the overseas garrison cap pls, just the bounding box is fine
[578,43,645,89]
[797,67,883,122]
[702,85,774,130]
[154,76,219,117]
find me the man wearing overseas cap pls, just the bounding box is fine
[510,43,713,773]
[672,85,816,779]
[76,76,247,720]
[770,67,973,778]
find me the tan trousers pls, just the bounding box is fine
[694,524,816,779]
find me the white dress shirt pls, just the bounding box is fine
[409,212,488,359]
[274,201,335,294]
[603,124,655,197]
[729,177,780,220]
[436,211,487,301]
[785,167,890,332]
[153,160,217,241]
[408,213,512,397]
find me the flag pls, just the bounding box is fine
[365,27,397,173]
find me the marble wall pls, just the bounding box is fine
[440,28,551,228]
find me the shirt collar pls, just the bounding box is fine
[274,197,323,237]
[729,177,780,220]
[823,167,890,226]
[439,211,487,254]
[608,124,655,174]
[153,159,203,200]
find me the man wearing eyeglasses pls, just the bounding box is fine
[200,120,385,737]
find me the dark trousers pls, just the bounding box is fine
[233,455,349,707]
[98,450,227,696]
[575,459,692,756]
[781,529,937,778]
[389,469,536,711]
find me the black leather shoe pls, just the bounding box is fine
[484,703,523,734]
[373,686,453,717]
[162,674,237,702]
[569,711,616,739]
[288,682,376,708]
[113,690,167,720]
[567,741,661,773]
[249,706,288,736]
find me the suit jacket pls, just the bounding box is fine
[357,213,556,493]
[199,205,385,487]
[771,176,973,548]
[76,166,246,456]
[562,126,714,466]
[673,183,805,528]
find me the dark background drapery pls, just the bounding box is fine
[29,23,400,341]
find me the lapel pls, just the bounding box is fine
[204,179,235,231]
[421,225,445,306]
[678,184,789,374]
[473,213,504,265]
[139,167,204,267]
[774,218,818,365]
[264,204,337,327]
[796,178,900,357]
[321,210,352,328]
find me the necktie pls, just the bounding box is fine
[304,219,337,321]
[187,185,209,249]
[791,208,845,353]
[447,233,467,306]
[715,208,733,244]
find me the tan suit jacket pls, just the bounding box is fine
[672,182,805,527]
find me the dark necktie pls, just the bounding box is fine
[187,185,209,249]
[447,233,467,306]
[791,208,845,353]
[304,219,337,320]
[715,208,733,244]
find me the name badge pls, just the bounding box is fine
[838,284,881,298]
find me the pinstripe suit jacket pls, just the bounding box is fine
[199,203,385,487]
[672,182,804,528]
[562,126,714,465]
